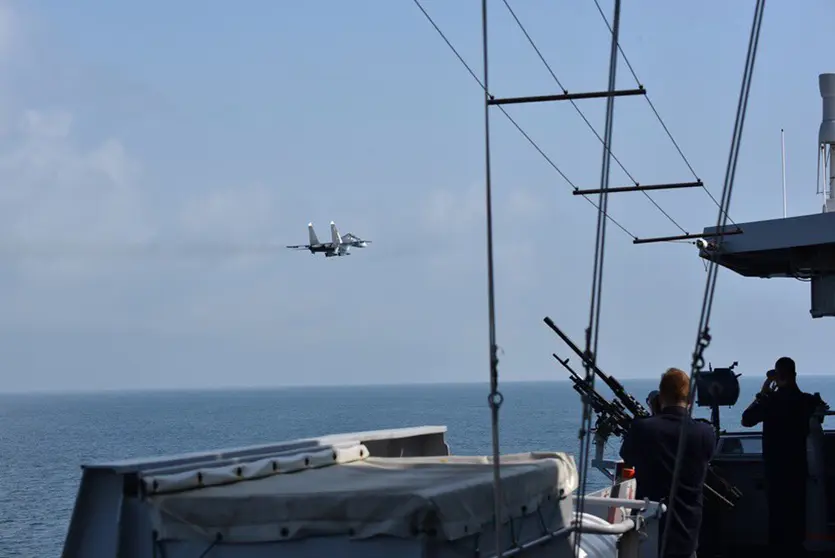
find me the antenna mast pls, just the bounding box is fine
[781,128,787,218]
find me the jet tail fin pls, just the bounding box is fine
[330,221,342,246]
[308,223,319,245]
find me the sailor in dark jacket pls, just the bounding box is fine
[741,356,823,558]
[620,368,716,558]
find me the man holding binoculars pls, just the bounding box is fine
[741,357,826,558]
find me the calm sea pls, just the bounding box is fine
[2,376,835,556]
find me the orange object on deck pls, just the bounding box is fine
[620,467,636,480]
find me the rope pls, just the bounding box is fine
[574,0,622,554]
[200,533,223,558]
[659,1,766,556]
[197,533,222,558]
[479,1,505,555]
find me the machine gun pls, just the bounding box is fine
[543,316,742,508]
[552,353,631,439]
[544,316,648,420]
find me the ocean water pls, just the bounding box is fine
[2,376,835,557]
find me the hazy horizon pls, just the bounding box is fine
[4,372,833,396]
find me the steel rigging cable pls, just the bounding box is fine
[589,0,738,229]
[660,1,766,556]
[411,0,642,242]
[574,1,622,554]
[477,1,504,555]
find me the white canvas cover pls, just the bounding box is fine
[142,442,369,494]
[146,451,578,543]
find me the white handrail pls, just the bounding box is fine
[580,496,664,516]
[574,513,636,535]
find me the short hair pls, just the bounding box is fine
[775,357,796,379]
[659,368,690,404]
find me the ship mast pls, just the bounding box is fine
[819,74,835,214]
[473,0,699,553]
[411,1,746,552]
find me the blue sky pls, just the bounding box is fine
[0,0,832,392]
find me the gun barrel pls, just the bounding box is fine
[544,317,649,418]
[544,317,595,369]
[544,317,616,386]
[554,352,635,426]
[552,354,580,377]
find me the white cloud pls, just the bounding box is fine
[422,182,484,235]
[421,182,546,234]
[0,4,153,276]
[0,1,23,139]
[0,105,296,337]
[506,188,545,220]
[0,110,153,280]
[418,183,548,288]
[179,183,279,243]
[20,109,73,138]
[0,1,16,61]
[0,106,287,267]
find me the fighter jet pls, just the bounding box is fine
[286,221,371,257]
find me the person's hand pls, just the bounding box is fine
[760,376,775,394]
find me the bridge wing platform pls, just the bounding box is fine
[699,212,835,317]
[700,212,835,278]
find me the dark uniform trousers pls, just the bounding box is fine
[657,528,699,558]
[766,473,807,558]
[741,385,819,558]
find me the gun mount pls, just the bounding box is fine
[695,362,742,437]
[552,354,629,431]
[543,316,743,508]
[551,353,629,482]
